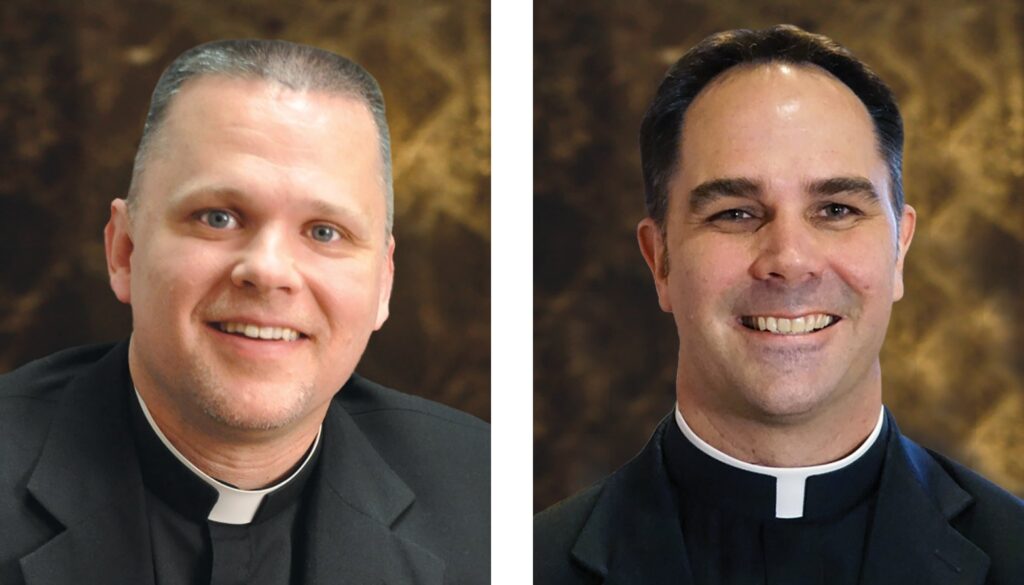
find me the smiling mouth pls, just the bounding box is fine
[739,314,840,335]
[211,321,306,342]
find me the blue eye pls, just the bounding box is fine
[199,209,237,229]
[310,225,339,243]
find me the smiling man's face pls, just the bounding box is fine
[639,63,915,425]
[105,75,394,435]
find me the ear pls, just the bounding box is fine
[104,199,134,304]
[892,203,916,301]
[373,235,396,330]
[637,217,673,313]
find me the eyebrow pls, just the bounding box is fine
[688,178,762,213]
[687,175,880,213]
[803,176,880,202]
[305,197,365,226]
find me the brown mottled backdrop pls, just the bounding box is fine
[535,0,1024,511]
[0,1,490,421]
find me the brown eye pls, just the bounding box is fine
[710,209,755,221]
[821,204,854,218]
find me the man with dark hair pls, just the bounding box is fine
[0,40,488,585]
[535,25,1023,584]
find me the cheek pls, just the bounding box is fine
[671,238,749,317]
[307,259,384,328]
[133,240,227,317]
[827,234,897,309]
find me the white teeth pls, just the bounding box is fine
[217,322,301,341]
[791,316,806,333]
[747,314,835,335]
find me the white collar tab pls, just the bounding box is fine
[674,405,885,519]
[135,388,322,525]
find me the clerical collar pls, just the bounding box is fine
[664,405,888,520]
[132,388,322,525]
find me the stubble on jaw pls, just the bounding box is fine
[172,354,318,433]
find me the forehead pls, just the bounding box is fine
[136,75,385,219]
[159,75,378,159]
[685,62,875,134]
[676,63,884,189]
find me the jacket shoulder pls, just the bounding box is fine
[335,375,490,581]
[333,374,489,493]
[0,343,121,578]
[334,372,489,480]
[334,374,489,485]
[0,343,118,452]
[0,343,115,400]
[534,483,605,584]
[925,447,1024,578]
[338,373,489,434]
[334,374,489,486]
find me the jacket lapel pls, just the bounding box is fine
[19,341,155,585]
[18,345,444,585]
[570,417,694,585]
[303,396,445,585]
[860,417,990,585]
[570,412,993,585]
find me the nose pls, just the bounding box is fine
[748,214,825,284]
[230,228,303,293]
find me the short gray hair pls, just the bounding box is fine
[128,39,394,233]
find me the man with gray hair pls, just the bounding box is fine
[0,40,489,585]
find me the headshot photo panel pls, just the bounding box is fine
[3,1,1024,583]
[534,2,1024,583]
[0,2,490,584]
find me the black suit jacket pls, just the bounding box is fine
[535,413,1024,584]
[0,341,490,585]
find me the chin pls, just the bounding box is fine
[189,381,316,432]
[740,376,839,422]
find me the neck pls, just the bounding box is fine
[677,367,882,467]
[134,384,324,490]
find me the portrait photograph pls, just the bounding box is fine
[1,1,491,583]
[1,0,490,418]
[535,1,1023,582]
[535,0,1023,509]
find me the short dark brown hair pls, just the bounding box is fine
[640,25,903,227]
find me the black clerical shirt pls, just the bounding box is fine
[128,391,322,585]
[663,409,890,585]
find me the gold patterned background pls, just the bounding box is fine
[0,1,490,421]
[535,0,1024,510]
